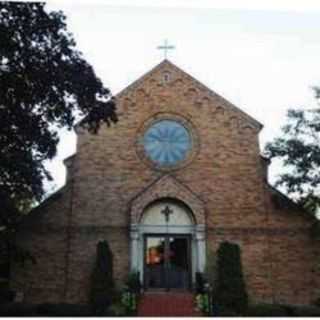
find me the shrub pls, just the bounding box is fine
[90,240,114,315]
[195,293,211,315]
[215,242,248,315]
[108,302,127,316]
[0,279,9,290]
[0,303,94,316]
[287,305,320,317]
[195,272,206,294]
[313,297,320,307]
[37,303,92,316]
[218,306,239,317]
[121,272,141,315]
[246,304,288,317]
[121,291,138,315]
[0,288,15,304]
[125,271,141,293]
[0,303,37,316]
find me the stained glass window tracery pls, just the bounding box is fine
[143,120,192,166]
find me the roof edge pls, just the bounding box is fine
[115,59,170,99]
[116,59,263,130]
[267,183,317,222]
[163,60,263,130]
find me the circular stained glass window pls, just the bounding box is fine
[143,120,192,166]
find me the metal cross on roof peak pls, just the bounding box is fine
[157,39,175,59]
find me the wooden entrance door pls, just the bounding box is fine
[144,235,191,290]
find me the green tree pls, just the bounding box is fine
[0,2,117,268]
[0,2,117,204]
[264,87,320,215]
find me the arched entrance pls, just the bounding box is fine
[130,198,206,291]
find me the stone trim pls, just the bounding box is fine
[130,175,206,225]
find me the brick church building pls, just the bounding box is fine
[12,60,319,305]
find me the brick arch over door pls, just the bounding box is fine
[130,174,206,225]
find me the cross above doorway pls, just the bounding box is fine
[161,205,173,223]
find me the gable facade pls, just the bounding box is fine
[12,60,320,305]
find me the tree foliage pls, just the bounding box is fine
[0,2,117,208]
[0,1,117,239]
[0,2,117,270]
[264,88,320,214]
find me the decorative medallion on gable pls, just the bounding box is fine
[130,174,205,225]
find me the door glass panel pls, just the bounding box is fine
[145,237,166,288]
[144,236,190,290]
[168,237,189,289]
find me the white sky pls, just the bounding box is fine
[44,0,320,193]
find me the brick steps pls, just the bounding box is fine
[137,292,203,317]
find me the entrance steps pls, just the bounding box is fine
[137,292,203,317]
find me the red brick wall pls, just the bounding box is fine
[12,60,320,305]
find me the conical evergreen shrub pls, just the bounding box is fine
[90,240,114,315]
[215,241,248,315]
